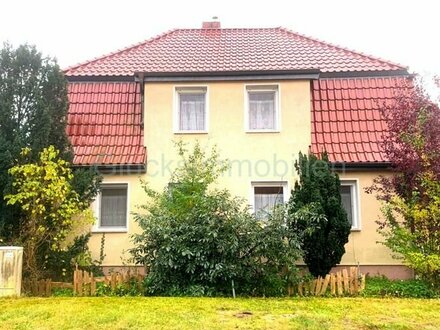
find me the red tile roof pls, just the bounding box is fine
[311,77,410,163]
[67,82,146,167]
[65,28,405,77]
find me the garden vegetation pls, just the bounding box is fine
[130,142,301,296]
[368,80,440,291]
[0,44,101,281]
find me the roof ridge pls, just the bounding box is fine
[63,28,179,73]
[277,27,407,71]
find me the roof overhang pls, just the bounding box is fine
[65,69,412,83]
[320,69,410,78]
[72,164,146,174]
[134,69,321,82]
[332,161,392,171]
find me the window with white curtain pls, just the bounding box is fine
[246,85,279,131]
[340,180,360,230]
[98,184,128,229]
[176,87,207,132]
[252,182,286,219]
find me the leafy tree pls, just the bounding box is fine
[130,142,300,296]
[370,82,440,288]
[0,43,101,278]
[370,83,440,204]
[287,152,351,278]
[4,146,95,279]
[0,43,101,241]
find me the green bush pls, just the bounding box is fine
[130,142,300,296]
[363,276,438,298]
[287,152,351,278]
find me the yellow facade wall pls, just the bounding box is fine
[88,79,399,268]
[338,171,399,266]
[143,80,311,194]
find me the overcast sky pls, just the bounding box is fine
[0,0,438,78]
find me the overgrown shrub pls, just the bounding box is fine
[130,142,300,296]
[287,152,351,278]
[43,233,105,281]
[4,146,96,279]
[378,175,440,289]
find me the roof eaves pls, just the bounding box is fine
[72,163,146,174]
[332,161,392,171]
[135,69,321,82]
[320,70,411,78]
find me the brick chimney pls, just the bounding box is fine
[202,21,221,29]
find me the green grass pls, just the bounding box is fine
[0,297,439,329]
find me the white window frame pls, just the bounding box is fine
[244,84,281,133]
[92,182,129,233]
[173,85,209,134]
[340,179,361,231]
[250,181,289,214]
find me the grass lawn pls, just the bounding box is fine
[0,297,439,329]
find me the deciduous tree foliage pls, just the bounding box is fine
[370,81,440,288]
[5,146,94,279]
[287,152,351,278]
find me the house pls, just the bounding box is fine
[65,21,412,279]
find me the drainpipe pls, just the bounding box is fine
[135,72,145,127]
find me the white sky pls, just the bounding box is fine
[0,0,439,77]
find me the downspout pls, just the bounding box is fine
[135,72,145,127]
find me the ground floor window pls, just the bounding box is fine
[340,180,360,230]
[251,181,287,219]
[93,183,128,232]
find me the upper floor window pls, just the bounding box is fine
[340,180,361,230]
[93,183,128,232]
[175,86,208,133]
[246,85,279,131]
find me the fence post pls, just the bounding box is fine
[90,273,96,296]
[320,274,330,295]
[349,267,355,294]
[110,273,116,290]
[330,273,336,295]
[360,274,366,291]
[46,279,52,296]
[342,269,349,293]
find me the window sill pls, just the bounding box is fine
[174,130,208,135]
[92,227,128,233]
[245,129,280,134]
[350,227,361,232]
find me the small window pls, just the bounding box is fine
[98,184,128,229]
[176,87,207,132]
[246,85,279,131]
[252,182,286,219]
[340,181,360,230]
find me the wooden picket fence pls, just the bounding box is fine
[23,278,73,297]
[24,267,363,297]
[73,269,144,296]
[293,267,365,296]
[23,269,144,297]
